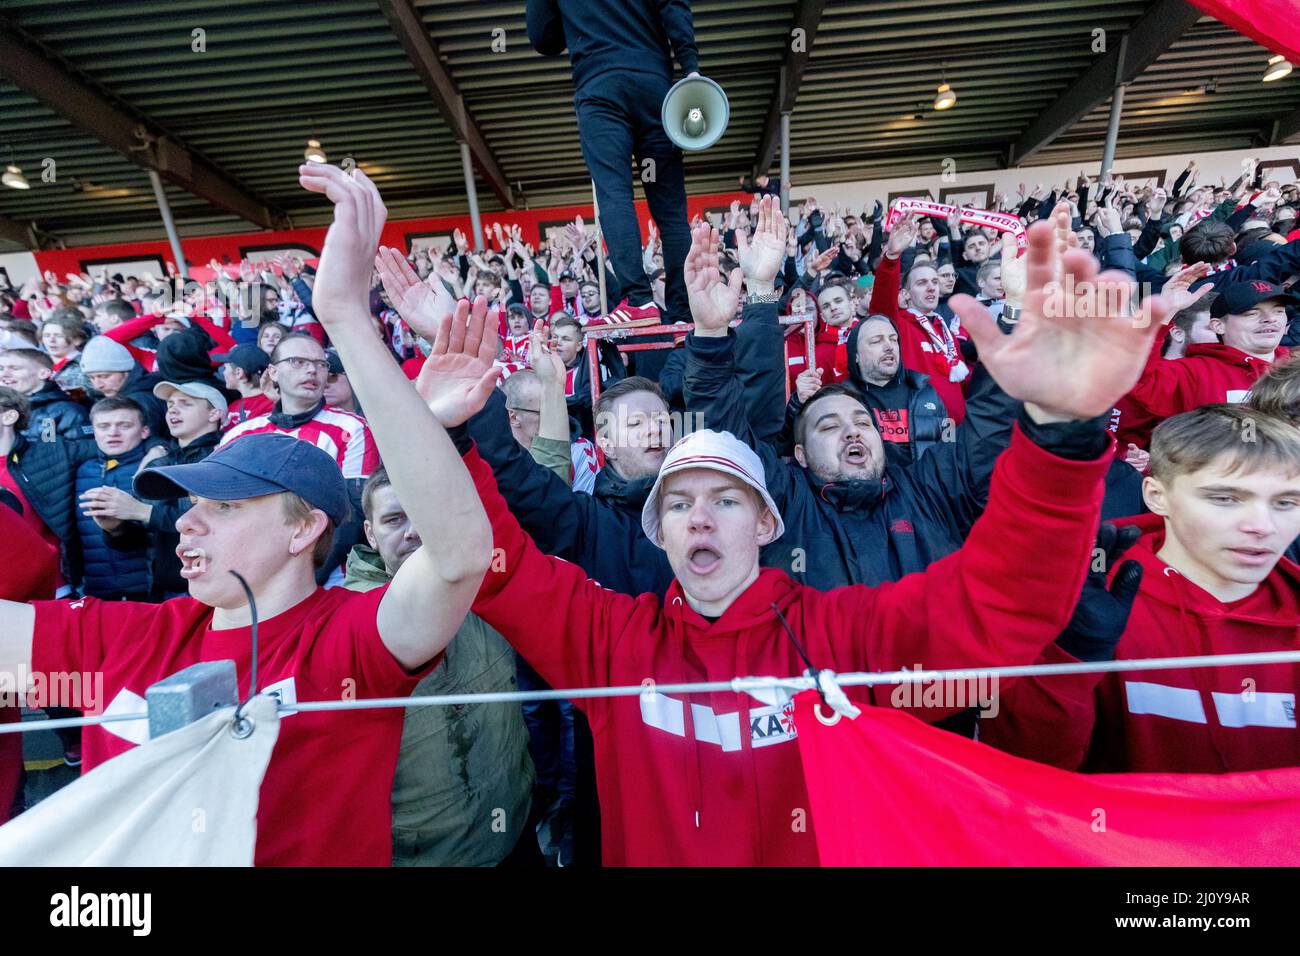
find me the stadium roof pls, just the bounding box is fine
[0,0,1296,249]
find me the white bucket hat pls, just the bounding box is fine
[640,428,784,548]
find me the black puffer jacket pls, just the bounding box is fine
[23,382,91,444]
[110,430,221,598]
[74,443,151,599]
[5,432,96,585]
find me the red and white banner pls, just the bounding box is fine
[886,198,1029,250]
[793,692,1300,865]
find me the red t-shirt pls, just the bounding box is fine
[30,586,437,865]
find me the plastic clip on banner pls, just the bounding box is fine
[886,198,1028,251]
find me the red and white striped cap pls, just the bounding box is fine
[641,429,784,548]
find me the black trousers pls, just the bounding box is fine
[574,70,691,324]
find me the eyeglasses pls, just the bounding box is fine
[274,357,329,373]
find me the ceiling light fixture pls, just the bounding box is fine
[2,147,28,190]
[933,63,956,111]
[2,164,29,190]
[1263,55,1292,82]
[304,138,327,164]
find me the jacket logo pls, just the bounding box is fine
[639,692,797,751]
[890,519,915,534]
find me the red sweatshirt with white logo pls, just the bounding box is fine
[982,513,1300,773]
[468,426,1110,865]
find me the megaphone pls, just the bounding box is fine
[662,75,730,151]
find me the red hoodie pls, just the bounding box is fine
[468,426,1110,865]
[1124,325,1287,423]
[982,513,1300,773]
[869,253,967,423]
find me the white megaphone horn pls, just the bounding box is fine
[661,75,730,151]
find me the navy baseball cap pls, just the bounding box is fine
[325,348,345,376]
[559,268,578,281]
[213,343,271,377]
[133,432,351,525]
[1210,280,1300,318]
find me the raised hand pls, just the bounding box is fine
[528,322,565,385]
[1145,187,1167,219]
[1159,261,1215,313]
[684,220,743,336]
[375,244,456,341]
[1044,200,1076,256]
[414,295,501,428]
[949,218,1171,422]
[736,194,787,283]
[795,367,823,403]
[298,163,387,325]
[1093,193,1123,238]
[884,212,917,259]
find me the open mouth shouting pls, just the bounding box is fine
[177,544,209,580]
[842,441,869,466]
[687,543,723,576]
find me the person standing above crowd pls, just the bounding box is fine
[527,0,696,329]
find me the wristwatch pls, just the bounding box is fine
[745,290,781,305]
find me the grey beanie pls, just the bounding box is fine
[80,335,135,373]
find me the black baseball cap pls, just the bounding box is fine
[134,432,351,526]
[325,348,345,376]
[559,268,578,281]
[213,343,271,377]
[1210,280,1300,318]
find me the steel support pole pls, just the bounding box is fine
[148,169,188,278]
[1098,34,1128,182]
[780,111,791,217]
[460,141,484,251]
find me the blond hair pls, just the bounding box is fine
[279,492,335,569]
[1247,352,1300,423]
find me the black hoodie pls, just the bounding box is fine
[845,321,948,467]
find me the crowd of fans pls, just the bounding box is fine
[2,151,1299,866]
